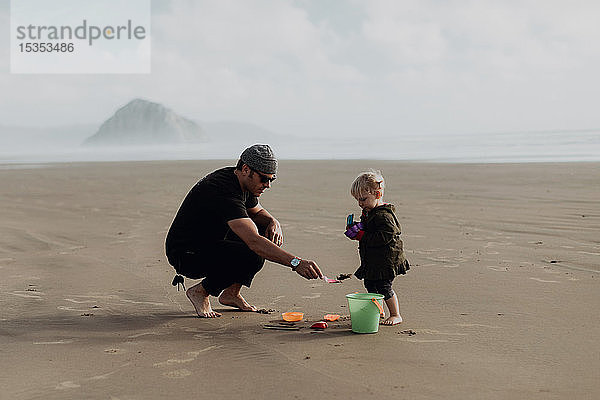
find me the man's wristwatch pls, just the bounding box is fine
[290,257,301,271]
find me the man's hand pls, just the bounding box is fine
[294,259,323,280]
[247,207,284,247]
[266,218,284,247]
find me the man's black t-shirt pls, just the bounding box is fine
[165,167,258,257]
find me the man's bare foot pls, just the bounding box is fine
[218,292,257,312]
[382,315,403,325]
[186,284,221,318]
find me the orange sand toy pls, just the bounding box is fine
[282,312,304,322]
[323,314,340,322]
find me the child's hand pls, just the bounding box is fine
[344,222,364,240]
[345,214,354,230]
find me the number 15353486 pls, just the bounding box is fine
[19,42,74,52]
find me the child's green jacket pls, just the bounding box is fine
[355,204,410,280]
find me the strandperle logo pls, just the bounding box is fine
[10,0,151,74]
[15,19,147,46]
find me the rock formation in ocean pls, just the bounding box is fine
[83,99,206,145]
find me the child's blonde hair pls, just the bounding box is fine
[351,170,385,198]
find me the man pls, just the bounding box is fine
[165,144,323,318]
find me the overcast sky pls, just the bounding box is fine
[1,0,599,138]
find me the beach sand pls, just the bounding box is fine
[1,160,599,400]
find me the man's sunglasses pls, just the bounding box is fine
[251,168,276,183]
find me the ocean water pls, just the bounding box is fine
[1,130,599,165]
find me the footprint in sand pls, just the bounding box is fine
[441,264,459,268]
[271,295,285,303]
[58,306,90,312]
[191,326,230,338]
[59,363,131,386]
[419,329,467,336]
[530,277,559,283]
[405,338,449,343]
[542,269,561,275]
[163,369,192,378]
[193,333,212,340]
[104,348,123,354]
[64,294,166,307]
[9,274,41,280]
[578,251,600,256]
[426,257,451,263]
[302,293,321,299]
[34,339,75,345]
[118,299,166,306]
[485,241,513,248]
[153,357,196,367]
[88,365,129,381]
[128,331,163,339]
[55,381,80,390]
[416,248,444,254]
[63,298,97,304]
[10,290,44,300]
[154,345,222,368]
[487,266,508,272]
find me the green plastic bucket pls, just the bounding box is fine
[346,293,385,333]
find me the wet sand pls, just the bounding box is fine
[1,160,599,400]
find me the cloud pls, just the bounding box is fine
[148,1,366,121]
[353,0,600,132]
[358,0,594,87]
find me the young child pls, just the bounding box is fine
[345,170,410,325]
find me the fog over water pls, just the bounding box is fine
[1,129,599,165]
[2,1,600,163]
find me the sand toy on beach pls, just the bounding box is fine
[322,275,342,283]
[346,293,385,333]
[282,311,304,322]
[323,314,340,322]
